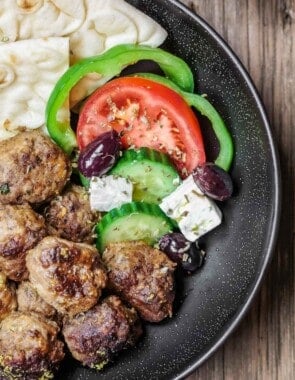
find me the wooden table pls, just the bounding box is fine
[178,1,295,379]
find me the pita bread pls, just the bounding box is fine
[0,0,167,108]
[69,0,167,63]
[0,1,166,55]
[69,0,167,106]
[0,1,85,42]
[0,37,69,140]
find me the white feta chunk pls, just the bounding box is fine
[90,175,133,212]
[160,175,222,241]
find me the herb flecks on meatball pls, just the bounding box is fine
[0,204,47,281]
[103,241,176,323]
[26,236,107,317]
[45,184,99,243]
[0,130,71,205]
[0,311,64,380]
[63,295,142,370]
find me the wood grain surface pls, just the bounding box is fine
[178,1,295,379]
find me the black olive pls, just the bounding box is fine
[159,232,205,273]
[192,162,233,201]
[181,242,206,273]
[78,130,121,178]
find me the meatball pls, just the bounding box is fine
[0,272,17,321]
[63,295,142,370]
[0,204,47,281]
[103,241,176,323]
[26,236,107,317]
[0,311,64,380]
[17,281,57,321]
[45,184,98,243]
[0,130,71,205]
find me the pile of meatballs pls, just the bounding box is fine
[0,130,176,379]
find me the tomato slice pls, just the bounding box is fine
[77,77,206,176]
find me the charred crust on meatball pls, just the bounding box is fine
[0,130,71,205]
[62,295,142,370]
[26,237,107,317]
[0,204,47,281]
[0,311,64,380]
[103,241,176,323]
[44,184,99,244]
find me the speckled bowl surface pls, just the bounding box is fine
[57,1,281,379]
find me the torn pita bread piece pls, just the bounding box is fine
[0,37,69,140]
[70,0,167,63]
[0,1,18,43]
[0,0,167,109]
[0,0,166,58]
[69,0,168,107]
[0,0,85,42]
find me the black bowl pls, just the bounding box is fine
[57,1,281,379]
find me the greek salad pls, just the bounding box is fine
[46,43,234,272]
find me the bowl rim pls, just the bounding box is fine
[167,1,281,378]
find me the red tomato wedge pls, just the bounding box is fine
[77,77,206,176]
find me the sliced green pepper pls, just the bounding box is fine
[132,73,234,171]
[46,44,195,154]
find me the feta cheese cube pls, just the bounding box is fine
[160,175,222,241]
[90,175,133,212]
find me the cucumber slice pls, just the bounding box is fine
[110,148,180,204]
[96,201,174,252]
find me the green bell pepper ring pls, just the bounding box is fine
[131,72,234,171]
[45,44,195,155]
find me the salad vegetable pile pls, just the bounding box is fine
[46,42,234,271]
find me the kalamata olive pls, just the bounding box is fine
[158,232,205,273]
[192,162,233,201]
[159,232,190,264]
[78,130,121,177]
[181,243,206,273]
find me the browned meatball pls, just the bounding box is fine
[17,281,57,321]
[45,184,98,243]
[26,236,107,317]
[63,295,142,370]
[0,272,17,321]
[0,311,64,380]
[103,241,176,323]
[0,130,71,205]
[0,204,47,281]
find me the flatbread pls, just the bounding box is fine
[0,0,166,57]
[0,37,69,140]
[0,0,85,42]
[0,1,18,43]
[0,0,167,108]
[69,0,167,106]
[69,0,167,64]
